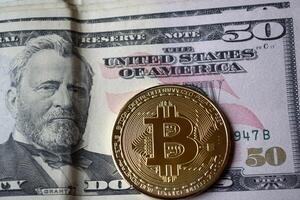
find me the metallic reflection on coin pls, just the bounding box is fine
[112,85,231,199]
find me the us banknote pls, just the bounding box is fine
[0,1,299,200]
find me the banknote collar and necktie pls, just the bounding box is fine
[12,130,92,169]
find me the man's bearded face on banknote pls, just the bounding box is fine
[7,35,93,153]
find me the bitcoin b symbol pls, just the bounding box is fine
[144,101,198,181]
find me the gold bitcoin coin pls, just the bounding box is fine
[112,85,231,198]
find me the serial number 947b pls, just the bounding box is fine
[233,129,270,142]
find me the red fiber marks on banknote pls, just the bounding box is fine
[158,74,239,99]
[106,90,142,113]
[100,63,120,79]
[220,103,264,129]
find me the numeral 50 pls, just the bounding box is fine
[246,147,286,167]
[222,22,285,42]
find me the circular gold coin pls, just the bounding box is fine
[112,85,231,199]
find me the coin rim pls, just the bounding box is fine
[111,84,232,199]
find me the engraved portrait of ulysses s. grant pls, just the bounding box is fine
[0,34,120,195]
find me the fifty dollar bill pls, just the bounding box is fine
[0,1,299,200]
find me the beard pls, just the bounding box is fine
[15,102,88,153]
